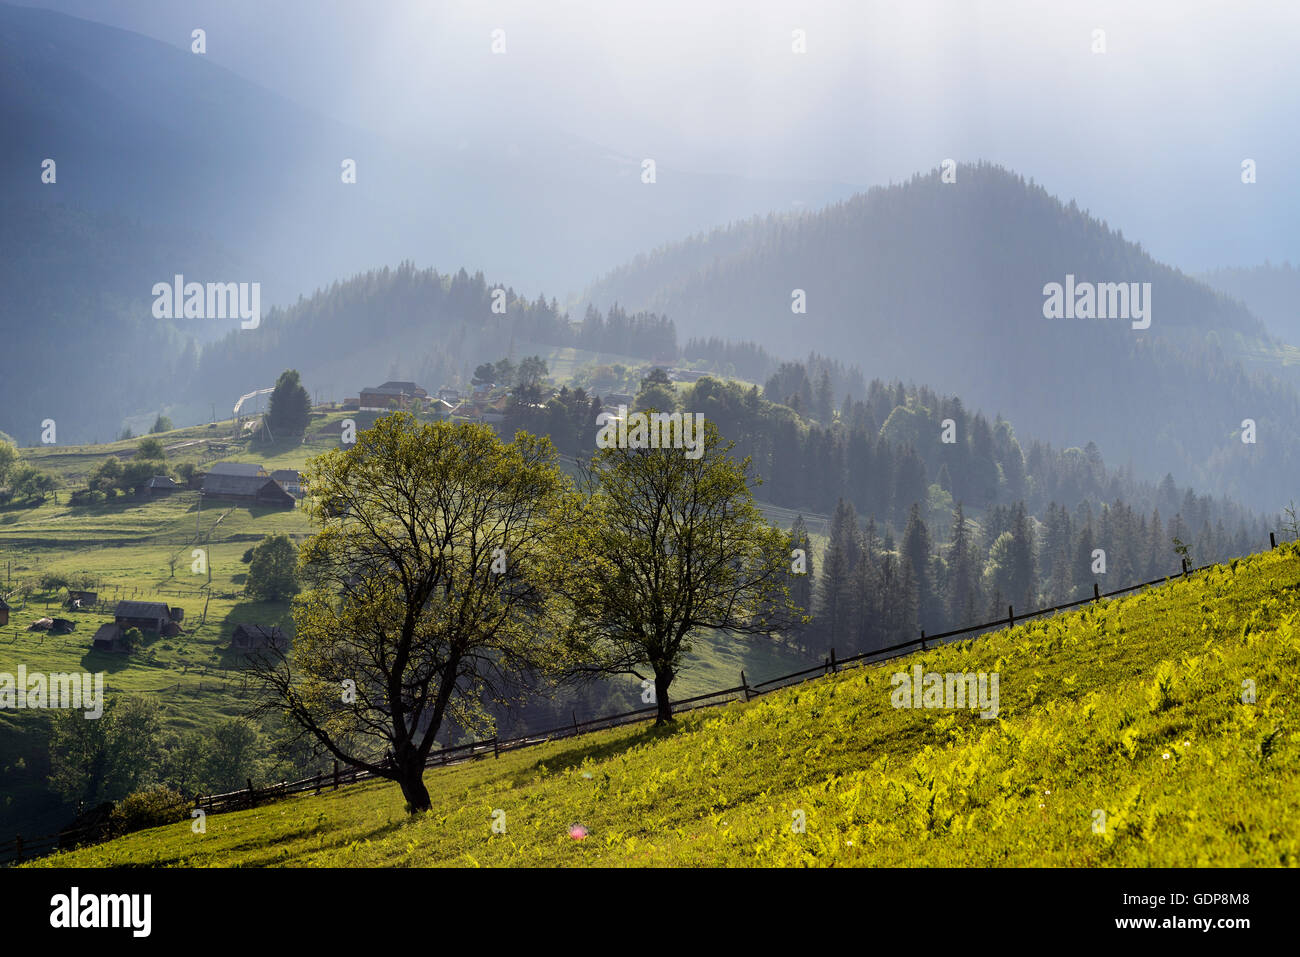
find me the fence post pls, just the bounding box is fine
[247,778,256,808]
[1093,582,1100,602]
[572,710,579,735]
[14,835,21,863]
[1271,531,1277,549]
[920,630,926,651]
[314,773,321,795]
[830,647,837,673]
[740,669,750,702]
[333,760,339,790]
[1007,605,1015,628]
[1181,557,1189,576]
[493,736,499,760]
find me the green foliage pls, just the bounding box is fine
[267,369,311,436]
[245,533,300,601]
[48,696,162,806]
[149,415,173,434]
[136,437,166,459]
[38,545,1300,869]
[109,785,189,836]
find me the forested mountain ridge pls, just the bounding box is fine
[582,162,1300,511]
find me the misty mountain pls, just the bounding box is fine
[583,163,1300,512]
[1198,263,1300,345]
[0,1,854,303]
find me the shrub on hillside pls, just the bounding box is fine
[109,785,189,836]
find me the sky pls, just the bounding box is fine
[21,0,1300,272]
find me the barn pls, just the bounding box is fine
[113,601,172,634]
[91,623,129,653]
[66,589,98,611]
[231,624,287,653]
[201,472,295,508]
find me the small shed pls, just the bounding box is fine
[66,590,98,611]
[114,600,171,634]
[50,618,76,634]
[144,476,180,497]
[0,596,8,628]
[231,624,287,653]
[91,623,129,653]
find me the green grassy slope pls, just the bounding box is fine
[31,543,1300,867]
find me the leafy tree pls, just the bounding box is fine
[12,466,57,503]
[48,696,162,805]
[149,415,173,434]
[567,420,795,723]
[88,456,124,497]
[136,437,166,459]
[246,533,301,601]
[251,414,579,813]
[0,438,18,486]
[472,362,497,385]
[267,369,312,436]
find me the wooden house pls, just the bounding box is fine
[231,624,287,653]
[91,623,129,653]
[113,600,172,634]
[0,596,8,628]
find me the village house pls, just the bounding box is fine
[270,469,303,498]
[91,623,129,653]
[201,462,295,508]
[113,600,174,635]
[359,381,428,411]
[143,475,180,497]
[231,624,287,653]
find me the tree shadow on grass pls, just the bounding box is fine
[498,719,689,787]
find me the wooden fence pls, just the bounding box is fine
[2,533,1291,864]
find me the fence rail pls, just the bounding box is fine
[3,534,1291,865]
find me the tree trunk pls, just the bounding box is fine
[654,667,675,724]
[397,760,431,814]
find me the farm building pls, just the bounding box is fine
[91,623,129,653]
[114,600,173,634]
[360,381,428,411]
[143,476,180,497]
[231,624,287,653]
[270,469,303,498]
[0,596,8,627]
[208,461,267,478]
[201,472,295,508]
[50,618,76,634]
[66,590,98,610]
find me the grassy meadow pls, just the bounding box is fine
[29,542,1300,867]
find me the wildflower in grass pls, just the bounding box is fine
[1162,752,1170,760]
[569,824,589,840]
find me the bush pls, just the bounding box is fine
[109,785,189,836]
[122,627,143,651]
[69,488,107,507]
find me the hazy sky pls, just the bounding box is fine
[23,0,1300,272]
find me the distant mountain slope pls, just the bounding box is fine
[0,1,855,300]
[1199,262,1300,344]
[583,163,1300,511]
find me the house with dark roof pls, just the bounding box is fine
[143,475,180,497]
[270,469,303,498]
[360,381,428,411]
[231,624,287,653]
[114,601,173,634]
[201,472,296,508]
[91,623,129,653]
[66,590,98,610]
[207,461,267,478]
